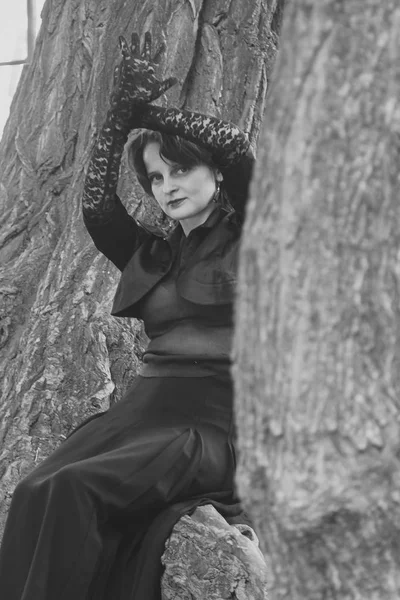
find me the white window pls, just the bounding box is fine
[0,0,41,66]
[0,1,45,135]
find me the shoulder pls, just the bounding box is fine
[220,149,255,218]
[84,196,151,271]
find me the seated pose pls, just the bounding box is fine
[0,32,255,600]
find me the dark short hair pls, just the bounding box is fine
[126,130,218,197]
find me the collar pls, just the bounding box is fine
[195,205,224,230]
[138,205,224,237]
[137,205,239,245]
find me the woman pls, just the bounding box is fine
[0,32,255,600]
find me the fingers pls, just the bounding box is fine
[120,31,167,65]
[143,31,152,60]
[118,36,130,58]
[152,77,178,99]
[113,65,120,87]
[164,77,179,90]
[116,31,177,103]
[130,32,140,56]
[152,42,165,65]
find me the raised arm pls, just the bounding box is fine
[82,33,177,269]
[141,105,255,215]
[81,116,130,225]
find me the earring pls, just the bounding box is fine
[212,181,221,203]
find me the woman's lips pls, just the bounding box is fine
[168,198,186,208]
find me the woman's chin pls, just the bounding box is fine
[166,206,193,220]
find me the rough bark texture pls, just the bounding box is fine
[235,0,400,598]
[0,0,280,581]
[161,505,269,600]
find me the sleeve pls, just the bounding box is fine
[82,111,129,225]
[84,194,148,272]
[140,105,256,215]
[82,112,148,271]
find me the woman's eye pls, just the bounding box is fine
[176,166,189,175]
[149,174,162,184]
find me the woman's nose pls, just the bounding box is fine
[162,175,178,194]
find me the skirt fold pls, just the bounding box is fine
[0,375,244,600]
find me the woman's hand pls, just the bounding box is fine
[109,31,177,128]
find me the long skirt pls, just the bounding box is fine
[0,375,245,600]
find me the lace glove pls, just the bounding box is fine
[82,32,177,224]
[141,105,251,166]
[140,105,255,215]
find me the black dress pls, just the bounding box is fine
[0,211,246,600]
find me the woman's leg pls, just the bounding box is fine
[0,418,200,600]
[0,460,102,600]
[0,375,235,600]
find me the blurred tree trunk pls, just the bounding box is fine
[0,0,281,545]
[235,0,400,597]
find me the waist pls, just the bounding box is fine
[141,321,232,378]
[140,357,231,379]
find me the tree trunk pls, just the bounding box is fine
[0,0,280,555]
[235,0,400,597]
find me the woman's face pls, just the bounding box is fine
[142,142,222,235]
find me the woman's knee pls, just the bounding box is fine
[13,463,85,502]
[49,464,91,499]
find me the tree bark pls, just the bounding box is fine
[0,0,280,562]
[161,505,269,600]
[235,0,400,597]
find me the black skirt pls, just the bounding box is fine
[0,375,246,600]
